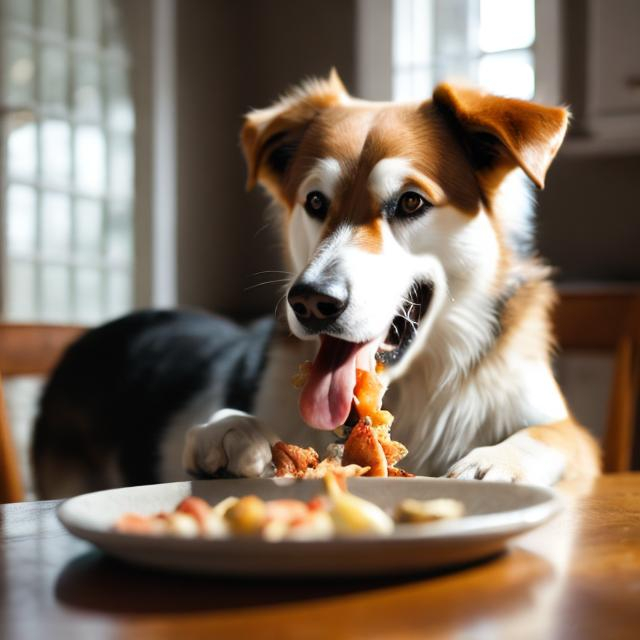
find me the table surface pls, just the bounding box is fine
[1,474,640,640]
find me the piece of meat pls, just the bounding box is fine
[380,438,408,467]
[265,499,310,523]
[176,496,211,528]
[114,512,157,534]
[304,458,370,479]
[342,418,388,477]
[271,441,320,478]
[353,370,393,428]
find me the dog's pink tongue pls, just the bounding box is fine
[300,336,376,430]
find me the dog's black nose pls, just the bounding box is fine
[287,279,349,331]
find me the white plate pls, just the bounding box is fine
[58,477,560,576]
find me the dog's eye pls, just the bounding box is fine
[304,191,330,220]
[396,192,431,218]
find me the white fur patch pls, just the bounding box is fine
[288,157,342,272]
[182,409,274,479]
[298,157,342,200]
[447,431,566,486]
[368,157,413,202]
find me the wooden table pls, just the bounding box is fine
[1,474,640,639]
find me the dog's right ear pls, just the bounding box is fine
[241,69,348,200]
[432,83,568,190]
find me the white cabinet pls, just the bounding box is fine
[582,0,640,147]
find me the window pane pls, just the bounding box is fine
[4,37,35,104]
[74,267,102,322]
[41,192,71,256]
[434,57,478,86]
[393,68,414,102]
[393,67,436,101]
[7,185,37,256]
[74,55,102,120]
[6,261,36,320]
[105,63,134,131]
[72,0,102,43]
[479,0,535,53]
[40,45,68,109]
[103,0,126,49]
[410,0,433,66]
[411,67,434,98]
[393,0,416,67]
[75,125,105,194]
[41,120,71,187]
[2,0,33,24]
[478,50,535,99]
[6,114,37,179]
[106,202,132,262]
[41,265,70,321]
[1,0,135,326]
[434,0,474,59]
[393,0,434,68]
[109,133,133,198]
[75,198,103,258]
[106,269,130,317]
[41,0,68,33]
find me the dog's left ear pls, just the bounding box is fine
[241,69,349,199]
[432,83,568,189]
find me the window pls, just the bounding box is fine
[392,0,536,101]
[0,0,135,324]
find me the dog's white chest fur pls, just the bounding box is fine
[386,349,568,476]
[250,316,568,478]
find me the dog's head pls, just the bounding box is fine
[242,70,568,431]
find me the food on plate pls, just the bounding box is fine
[271,441,370,479]
[271,441,320,478]
[114,473,465,541]
[323,470,393,535]
[287,365,413,478]
[342,417,387,476]
[395,498,466,523]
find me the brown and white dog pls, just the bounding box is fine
[33,72,599,498]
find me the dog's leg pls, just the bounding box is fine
[182,409,276,478]
[446,420,600,485]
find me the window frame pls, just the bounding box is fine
[0,0,178,321]
[123,0,177,309]
[356,0,564,104]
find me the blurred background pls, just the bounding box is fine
[1,0,639,490]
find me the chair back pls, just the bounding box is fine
[554,287,640,472]
[0,324,85,503]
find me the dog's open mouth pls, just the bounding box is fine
[298,281,434,431]
[375,282,434,366]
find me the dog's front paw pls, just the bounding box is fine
[182,409,274,478]
[446,433,565,486]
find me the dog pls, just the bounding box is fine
[32,71,600,499]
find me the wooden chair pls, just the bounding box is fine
[0,324,85,503]
[554,286,640,472]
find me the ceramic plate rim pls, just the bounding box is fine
[58,477,561,543]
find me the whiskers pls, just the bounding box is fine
[244,270,293,292]
[274,292,289,318]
